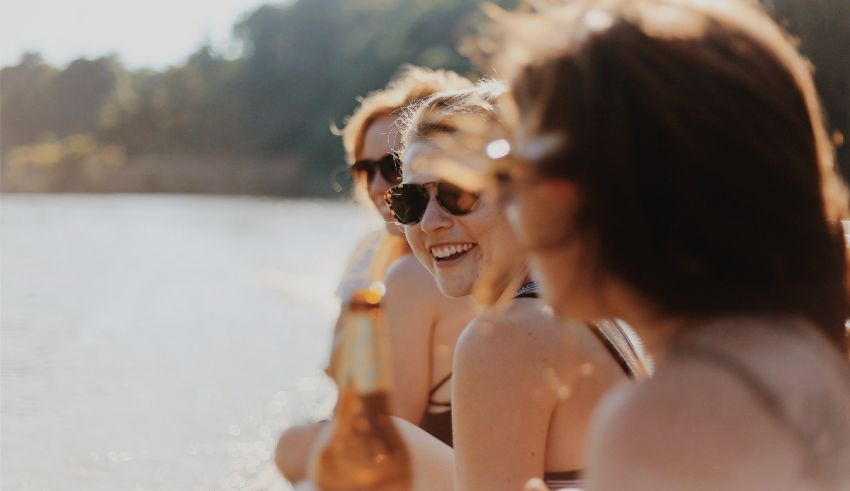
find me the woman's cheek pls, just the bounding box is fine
[404,227,434,274]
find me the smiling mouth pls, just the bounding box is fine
[430,243,476,263]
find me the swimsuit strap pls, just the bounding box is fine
[514,280,539,299]
[589,319,652,379]
[543,469,583,489]
[427,371,453,407]
[590,321,634,377]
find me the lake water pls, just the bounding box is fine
[1,194,378,490]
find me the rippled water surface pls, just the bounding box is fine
[1,194,377,490]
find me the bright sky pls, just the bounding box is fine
[0,0,282,70]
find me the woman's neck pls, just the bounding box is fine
[473,263,530,307]
[626,314,684,364]
[604,281,685,363]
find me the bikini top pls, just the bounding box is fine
[588,319,653,380]
[420,372,453,447]
[418,281,542,447]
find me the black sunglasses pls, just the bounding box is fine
[384,182,479,225]
[350,153,402,185]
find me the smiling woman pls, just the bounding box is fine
[273,66,480,488]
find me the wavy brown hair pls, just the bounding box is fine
[474,0,849,348]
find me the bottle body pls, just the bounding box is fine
[312,285,412,491]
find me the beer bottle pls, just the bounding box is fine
[311,283,412,491]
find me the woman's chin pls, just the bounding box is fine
[435,277,473,299]
[472,267,514,306]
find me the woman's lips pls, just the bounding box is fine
[430,243,477,265]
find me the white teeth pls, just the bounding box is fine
[430,243,474,259]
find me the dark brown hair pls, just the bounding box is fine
[481,0,849,347]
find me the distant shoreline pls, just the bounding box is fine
[1,153,349,198]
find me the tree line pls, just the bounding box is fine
[1,0,847,195]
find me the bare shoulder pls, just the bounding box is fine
[587,357,803,490]
[455,299,566,381]
[384,255,442,303]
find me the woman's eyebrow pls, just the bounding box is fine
[418,121,457,137]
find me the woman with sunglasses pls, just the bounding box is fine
[274,66,479,484]
[384,80,651,491]
[473,1,850,489]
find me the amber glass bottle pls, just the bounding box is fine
[312,284,412,491]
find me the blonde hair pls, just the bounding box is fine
[341,67,471,279]
[399,79,507,156]
[341,65,473,163]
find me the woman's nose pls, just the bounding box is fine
[419,195,452,233]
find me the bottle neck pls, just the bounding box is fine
[337,308,392,394]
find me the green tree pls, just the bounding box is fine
[0,53,58,152]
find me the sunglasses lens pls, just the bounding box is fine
[437,182,478,215]
[352,154,399,186]
[387,185,429,224]
[387,182,478,224]
[379,154,402,185]
[350,162,375,183]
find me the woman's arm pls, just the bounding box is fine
[393,416,456,491]
[452,303,564,491]
[382,256,439,424]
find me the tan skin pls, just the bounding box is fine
[359,116,407,236]
[274,115,477,484]
[384,138,627,491]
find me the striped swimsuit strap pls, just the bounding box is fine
[543,469,583,489]
[513,280,539,299]
[589,319,652,380]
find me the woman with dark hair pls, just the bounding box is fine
[472,0,850,488]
